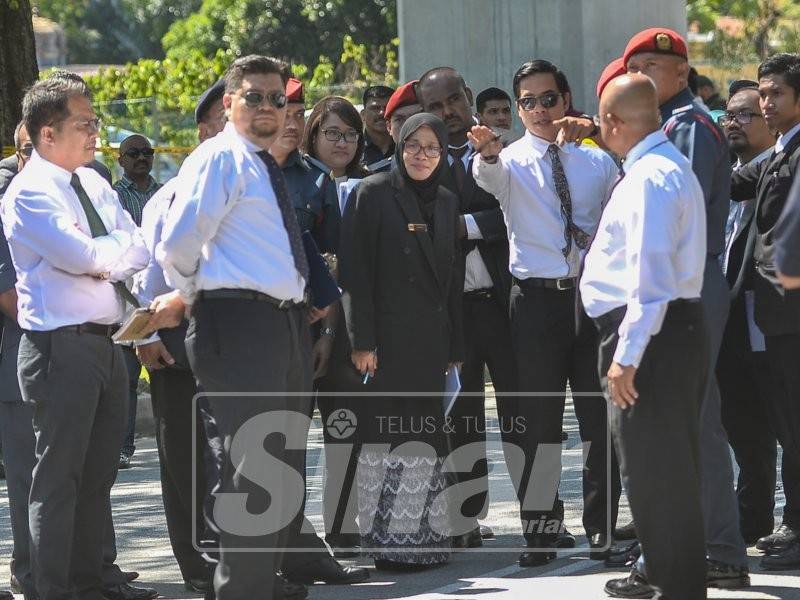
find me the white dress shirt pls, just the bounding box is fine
[448,144,494,291]
[473,131,618,279]
[158,122,306,304]
[775,120,800,153]
[580,130,707,367]
[1,152,148,330]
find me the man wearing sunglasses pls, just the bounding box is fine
[716,80,787,557]
[0,122,33,199]
[470,59,621,567]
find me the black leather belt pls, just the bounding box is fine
[55,322,121,337]
[464,288,494,300]
[593,298,701,332]
[513,276,577,291]
[197,288,308,310]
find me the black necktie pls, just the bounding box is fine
[70,173,140,308]
[256,151,310,282]
[449,145,469,193]
[547,144,590,258]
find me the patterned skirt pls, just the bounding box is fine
[356,448,451,565]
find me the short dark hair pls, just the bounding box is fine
[758,53,800,97]
[13,121,26,149]
[23,74,92,147]
[688,66,699,95]
[695,74,714,90]
[729,79,758,98]
[362,85,394,106]
[223,55,289,93]
[512,60,570,99]
[476,87,511,113]
[302,96,367,178]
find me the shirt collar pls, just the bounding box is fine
[622,129,670,173]
[223,121,264,154]
[118,174,157,193]
[282,149,306,170]
[28,150,73,185]
[522,130,573,159]
[776,121,800,153]
[659,87,696,123]
[735,146,775,170]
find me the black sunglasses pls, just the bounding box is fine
[18,145,33,158]
[242,90,287,109]
[123,148,155,159]
[516,92,562,111]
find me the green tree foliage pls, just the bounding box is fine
[35,0,201,63]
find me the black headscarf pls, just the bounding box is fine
[393,113,449,210]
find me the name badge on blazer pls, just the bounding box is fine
[408,223,428,232]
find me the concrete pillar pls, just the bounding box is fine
[398,0,686,116]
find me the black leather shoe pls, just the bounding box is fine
[0,591,12,600]
[285,555,369,585]
[603,568,655,599]
[184,578,213,593]
[757,524,799,552]
[123,571,139,582]
[761,540,800,570]
[103,582,158,600]
[604,541,641,569]
[554,529,576,548]
[518,550,556,567]
[479,524,495,539]
[588,533,615,560]
[613,521,637,541]
[706,559,750,588]
[275,575,308,600]
[326,534,360,559]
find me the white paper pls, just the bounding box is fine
[338,178,362,214]
[744,290,766,352]
[443,367,461,416]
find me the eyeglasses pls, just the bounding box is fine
[403,140,443,158]
[717,111,763,126]
[321,128,360,143]
[17,145,33,158]
[122,148,155,159]
[515,92,562,111]
[242,90,287,109]
[74,118,102,133]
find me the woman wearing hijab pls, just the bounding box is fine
[338,113,465,569]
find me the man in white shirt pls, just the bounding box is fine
[581,73,708,600]
[2,76,149,600]
[469,59,621,566]
[154,55,314,600]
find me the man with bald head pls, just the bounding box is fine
[581,74,709,600]
[623,28,749,589]
[113,134,162,468]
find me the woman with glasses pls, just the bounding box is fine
[338,112,464,570]
[302,96,367,179]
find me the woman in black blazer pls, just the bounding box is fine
[339,113,464,569]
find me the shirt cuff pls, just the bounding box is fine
[464,214,483,240]
[612,335,647,368]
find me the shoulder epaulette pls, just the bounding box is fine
[672,104,693,115]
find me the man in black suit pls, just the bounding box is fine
[731,53,800,569]
[416,67,514,549]
[716,82,796,546]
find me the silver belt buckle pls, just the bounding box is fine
[278,299,291,310]
[556,277,573,291]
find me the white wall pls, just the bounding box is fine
[398,0,686,117]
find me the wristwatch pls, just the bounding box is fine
[321,327,335,337]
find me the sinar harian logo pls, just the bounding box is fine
[326,408,357,439]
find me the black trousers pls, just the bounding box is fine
[149,366,211,582]
[717,298,786,537]
[598,302,707,600]
[765,331,800,529]
[510,283,620,542]
[19,330,127,600]
[448,292,517,522]
[187,297,312,600]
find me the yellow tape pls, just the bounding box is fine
[2,145,197,158]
